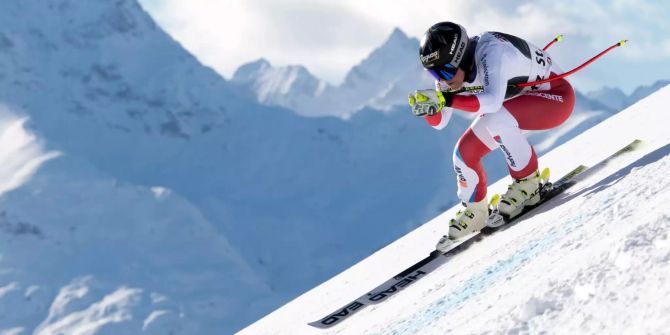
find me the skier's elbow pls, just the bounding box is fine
[424,108,453,130]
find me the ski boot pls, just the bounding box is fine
[486,168,551,228]
[436,198,489,252]
[497,169,543,219]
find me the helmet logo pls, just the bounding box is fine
[421,50,440,65]
[449,34,459,55]
[454,41,466,64]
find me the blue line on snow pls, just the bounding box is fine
[377,212,587,335]
[372,144,666,334]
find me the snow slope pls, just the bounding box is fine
[0,106,60,195]
[240,86,670,334]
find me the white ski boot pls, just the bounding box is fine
[497,170,541,219]
[436,198,489,252]
[448,198,490,238]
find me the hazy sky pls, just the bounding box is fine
[139,0,670,94]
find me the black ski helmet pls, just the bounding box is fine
[419,22,470,81]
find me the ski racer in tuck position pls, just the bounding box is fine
[408,22,575,240]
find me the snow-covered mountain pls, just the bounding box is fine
[587,80,670,111]
[0,1,665,334]
[241,84,670,335]
[0,1,276,333]
[230,58,329,112]
[330,28,432,116]
[586,86,628,110]
[234,28,434,117]
[0,2,482,333]
[628,79,670,104]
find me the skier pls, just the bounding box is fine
[409,22,575,240]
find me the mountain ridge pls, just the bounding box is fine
[232,27,665,120]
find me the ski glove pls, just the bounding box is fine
[408,89,455,117]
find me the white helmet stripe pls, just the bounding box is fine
[448,25,468,68]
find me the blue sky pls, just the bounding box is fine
[138,0,670,94]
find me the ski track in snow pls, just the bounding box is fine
[371,145,670,335]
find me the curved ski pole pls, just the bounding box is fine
[451,39,625,94]
[518,39,628,88]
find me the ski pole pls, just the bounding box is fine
[543,34,564,51]
[451,39,627,94]
[517,39,628,88]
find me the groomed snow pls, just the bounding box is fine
[241,86,670,334]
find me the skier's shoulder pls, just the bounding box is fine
[475,31,531,60]
[476,31,527,47]
[474,32,508,53]
[472,32,507,62]
[477,32,500,43]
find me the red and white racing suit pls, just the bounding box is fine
[425,32,575,203]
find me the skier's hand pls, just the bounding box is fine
[408,89,453,117]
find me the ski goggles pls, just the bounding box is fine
[426,63,458,81]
